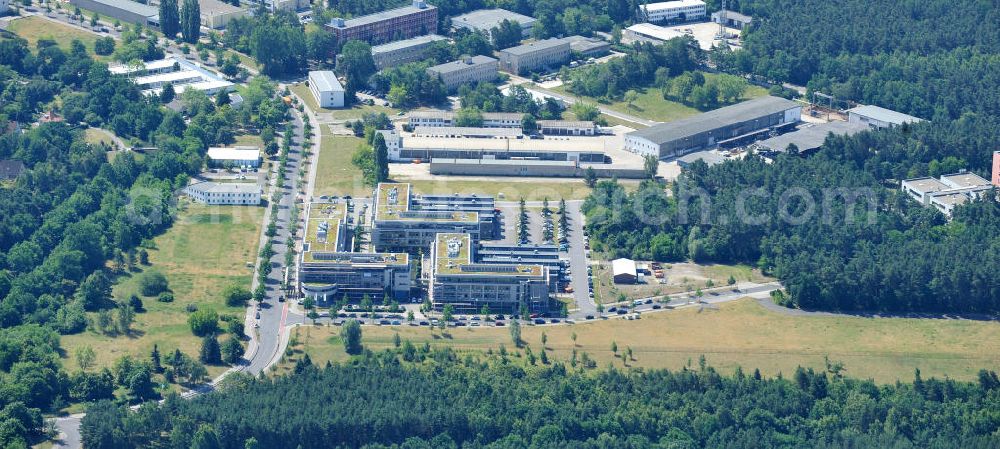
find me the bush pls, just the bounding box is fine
[189,309,219,336]
[128,294,144,312]
[139,271,169,296]
[157,292,175,303]
[185,303,198,313]
[222,285,252,307]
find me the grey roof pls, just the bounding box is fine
[430,158,576,167]
[676,151,726,166]
[413,126,522,137]
[451,8,536,31]
[538,120,595,128]
[371,34,447,54]
[309,71,344,93]
[0,160,25,180]
[86,0,158,17]
[187,181,261,194]
[560,35,610,53]
[334,3,436,29]
[199,0,246,15]
[758,121,868,152]
[500,38,569,56]
[712,9,752,23]
[628,96,800,146]
[847,105,924,125]
[427,55,497,75]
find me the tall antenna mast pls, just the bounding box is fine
[718,0,728,38]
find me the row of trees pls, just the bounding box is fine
[80,347,1000,449]
[565,38,702,100]
[158,0,201,43]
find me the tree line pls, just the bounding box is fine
[80,347,1000,449]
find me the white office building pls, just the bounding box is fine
[426,55,499,91]
[639,0,707,23]
[185,182,262,205]
[207,147,261,168]
[308,71,345,108]
[900,172,993,217]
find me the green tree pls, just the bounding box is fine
[160,82,176,104]
[510,318,522,347]
[139,271,169,296]
[221,336,244,365]
[623,89,639,110]
[191,424,222,449]
[341,319,363,355]
[442,304,454,322]
[188,309,219,337]
[584,167,598,187]
[521,113,537,133]
[372,132,389,183]
[454,107,484,127]
[159,0,180,38]
[200,335,222,364]
[222,284,252,307]
[75,345,96,371]
[338,40,375,96]
[643,154,659,179]
[180,0,201,44]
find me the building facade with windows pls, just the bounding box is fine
[371,183,489,252]
[847,105,924,129]
[901,172,993,217]
[298,202,411,302]
[184,182,262,205]
[308,71,345,108]
[428,233,550,314]
[497,38,571,75]
[371,34,448,70]
[639,0,706,23]
[207,147,261,168]
[426,56,499,91]
[324,0,438,45]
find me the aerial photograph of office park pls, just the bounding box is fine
[1,0,999,447]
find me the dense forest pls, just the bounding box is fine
[0,32,285,447]
[81,349,1000,449]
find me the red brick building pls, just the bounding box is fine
[325,0,438,46]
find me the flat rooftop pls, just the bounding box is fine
[404,136,608,153]
[930,192,972,207]
[903,177,949,194]
[110,57,179,75]
[309,71,344,93]
[642,0,706,11]
[372,34,447,54]
[431,158,577,167]
[86,0,158,18]
[333,3,436,29]
[847,105,923,125]
[207,147,259,160]
[186,181,261,195]
[374,183,477,222]
[538,120,595,128]
[451,8,536,30]
[134,70,204,85]
[758,121,868,152]
[628,96,800,146]
[625,23,688,42]
[940,172,991,189]
[427,55,497,75]
[200,0,245,15]
[303,202,347,259]
[412,126,522,138]
[500,38,568,56]
[435,233,542,276]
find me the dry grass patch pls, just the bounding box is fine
[280,299,1000,383]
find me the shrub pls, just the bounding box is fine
[188,309,219,336]
[139,271,169,296]
[157,292,175,303]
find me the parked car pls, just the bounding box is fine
[585,315,594,320]
[533,318,546,325]
[652,304,662,310]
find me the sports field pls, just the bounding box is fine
[276,298,1000,383]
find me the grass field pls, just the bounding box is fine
[84,128,117,146]
[234,134,264,148]
[290,82,398,120]
[313,135,371,197]
[7,16,108,60]
[277,298,1000,383]
[61,201,264,375]
[551,73,770,123]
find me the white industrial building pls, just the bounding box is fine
[612,258,637,284]
[639,0,706,23]
[308,71,345,109]
[711,9,752,30]
[846,105,924,129]
[207,147,261,168]
[184,181,262,205]
[900,172,993,217]
[112,57,234,97]
[624,23,689,44]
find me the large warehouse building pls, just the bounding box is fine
[70,0,158,26]
[378,131,608,163]
[624,96,802,158]
[846,105,924,129]
[324,0,438,45]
